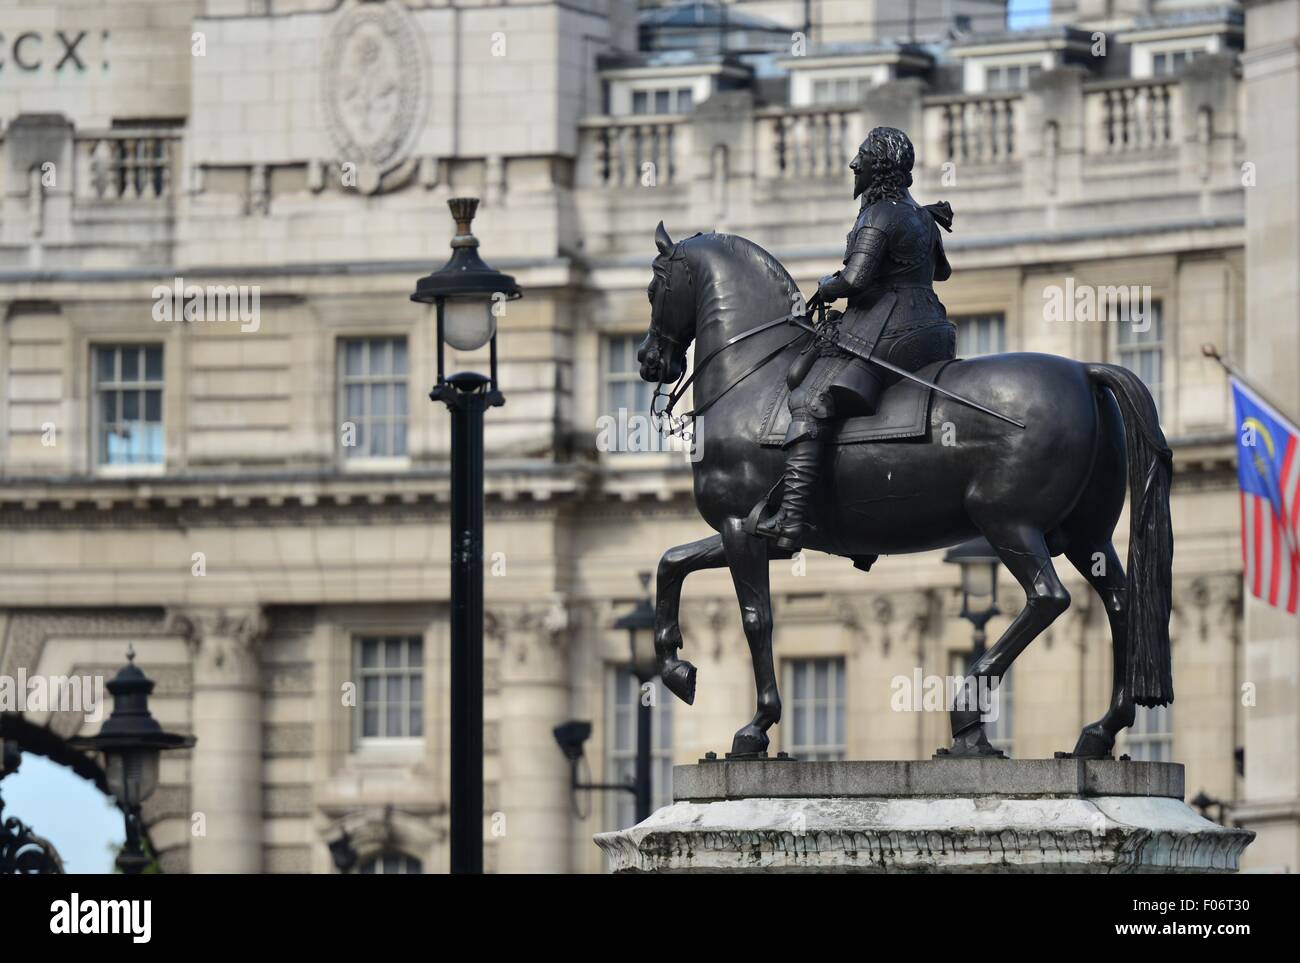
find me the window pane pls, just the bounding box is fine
[362,707,379,738]
[344,340,364,377]
[655,90,670,114]
[101,391,117,424]
[145,389,162,422]
[676,88,692,112]
[145,346,163,381]
[370,383,389,418]
[121,348,139,382]
[632,91,648,114]
[385,638,403,667]
[409,705,424,738]
[370,338,390,375]
[345,383,365,420]
[123,391,140,421]
[96,348,116,383]
[361,639,379,667]
[392,339,408,375]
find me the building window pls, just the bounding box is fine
[1153,49,1196,76]
[954,313,1005,357]
[631,87,693,115]
[784,658,846,761]
[983,668,1014,756]
[93,344,164,466]
[339,337,409,459]
[358,852,423,874]
[986,63,1041,91]
[605,668,673,830]
[812,76,870,105]
[1114,299,1163,414]
[355,636,424,742]
[1124,705,1173,761]
[602,334,667,451]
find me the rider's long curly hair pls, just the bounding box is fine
[861,126,914,204]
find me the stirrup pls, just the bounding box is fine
[754,510,805,552]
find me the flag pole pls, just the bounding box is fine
[1201,343,1299,425]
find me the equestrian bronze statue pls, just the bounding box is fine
[637,126,1173,759]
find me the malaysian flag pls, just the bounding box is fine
[1233,378,1300,613]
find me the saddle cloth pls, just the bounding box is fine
[758,359,955,447]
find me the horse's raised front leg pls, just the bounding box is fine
[655,533,727,705]
[721,517,780,756]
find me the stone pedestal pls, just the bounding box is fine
[595,759,1254,873]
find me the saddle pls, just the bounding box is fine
[757,359,954,447]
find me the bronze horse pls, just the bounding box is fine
[638,224,1173,758]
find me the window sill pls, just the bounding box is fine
[95,463,166,479]
[341,456,412,473]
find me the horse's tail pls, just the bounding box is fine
[1086,363,1174,706]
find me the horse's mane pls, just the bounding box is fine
[679,233,800,334]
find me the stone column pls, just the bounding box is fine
[1239,0,1300,873]
[490,598,572,873]
[168,607,267,874]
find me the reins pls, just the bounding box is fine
[651,302,821,439]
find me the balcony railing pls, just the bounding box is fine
[756,106,864,180]
[578,116,690,188]
[76,128,180,201]
[1085,79,1180,154]
[923,93,1022,166]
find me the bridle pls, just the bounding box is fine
[648,281,822,440]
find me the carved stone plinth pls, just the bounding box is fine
[595,759,1254,874]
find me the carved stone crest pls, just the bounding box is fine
[322,0,427,194]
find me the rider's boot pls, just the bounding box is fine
[755,423,823,551]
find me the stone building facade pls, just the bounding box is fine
[0,0,1290,873]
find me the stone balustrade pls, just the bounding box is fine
[76,128,181,201]
[923,92,1023,166]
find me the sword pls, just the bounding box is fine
[787,314,1026,430]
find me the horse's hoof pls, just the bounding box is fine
[729,725,769,756]
[1069,726,1115,759]
[935,724,1006,758]
[661,659,697,705]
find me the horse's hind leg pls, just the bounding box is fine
[1063,540,1134,757]
[721,517,780,755]
[945,523,1071,756]
[655,534,727,705]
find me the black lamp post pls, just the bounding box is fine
[411,197,521,876]
[943,538,1001,659]
[553,573,661,825]
[70,648,195,875]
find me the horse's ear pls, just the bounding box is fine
[655,221,674,256]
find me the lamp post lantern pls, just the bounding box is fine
[70,647,195,875]
[412,197,520,875]
[943,537,1001,658]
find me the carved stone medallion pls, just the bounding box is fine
[322,0,427,194]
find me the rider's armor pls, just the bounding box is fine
[755,190,957,549]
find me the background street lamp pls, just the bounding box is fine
[554,573,661,825]
[70,648,195,874]
[943,537,1001,658]
[613,572,659,823]
[411,197,520,876]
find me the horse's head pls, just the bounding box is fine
[638,221,694,384]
